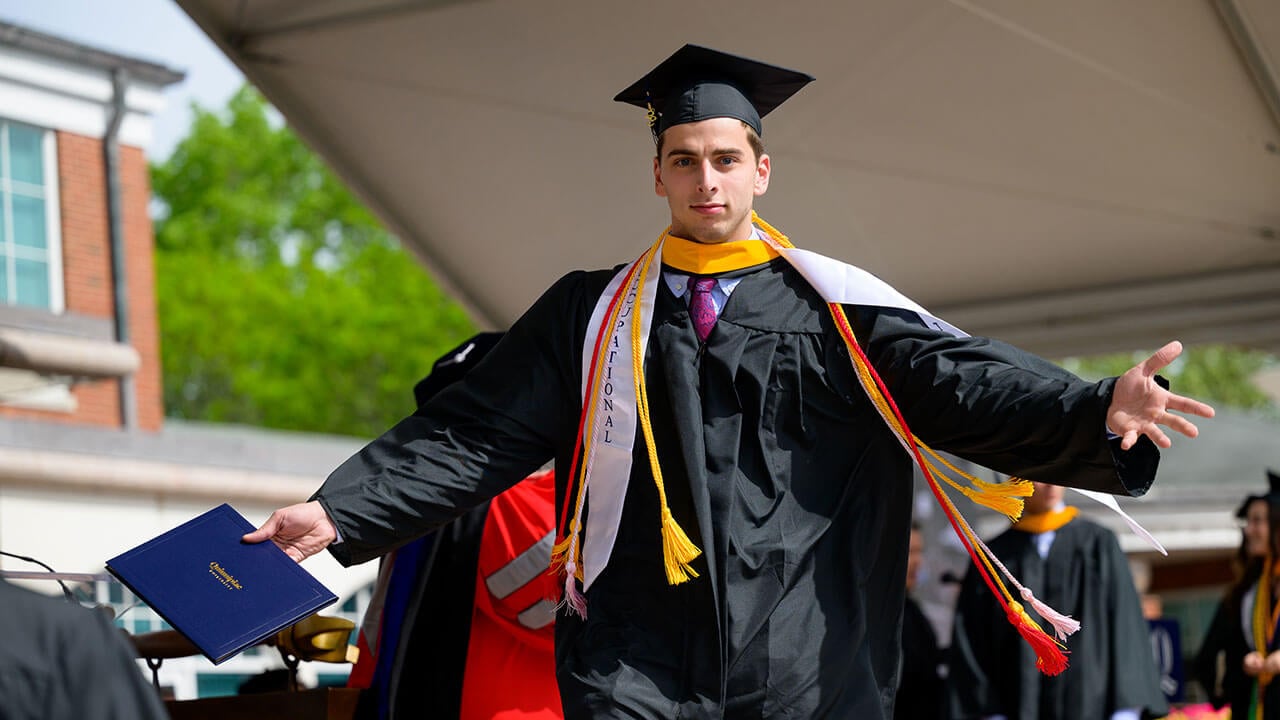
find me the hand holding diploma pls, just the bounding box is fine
[243,501,337,562]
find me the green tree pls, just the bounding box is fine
[1061,345,1279,412]
[152,86,475,437]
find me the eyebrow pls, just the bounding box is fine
[664,147,747,160]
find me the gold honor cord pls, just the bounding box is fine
[629,238,702,585]
[1254,555,1277,718]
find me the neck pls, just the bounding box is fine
[669,217,757,245]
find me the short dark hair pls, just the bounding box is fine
[655,121,765,162]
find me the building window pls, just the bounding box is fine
[0,120,62,312]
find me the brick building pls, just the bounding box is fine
[0,21,377,699]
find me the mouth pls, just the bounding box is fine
[690,203,725,216]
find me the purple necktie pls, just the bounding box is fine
[688,276,717,342]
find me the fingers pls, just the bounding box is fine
[1145,424,1172,449]
[240,503,335,563]
[1161,412,1200,439]
[242,510,283,544]
[1120,423,1173,450]
[1138,340,1183,377]
[1120,430,1138,451]
[1166,393,1216,419]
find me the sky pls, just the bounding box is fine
[2,0,245,161]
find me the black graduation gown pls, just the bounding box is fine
[947,517,1169,720]
[0,579,168,720]
[896,595,944,720]
[316,258,1161,718]
[1194,583,1280,720]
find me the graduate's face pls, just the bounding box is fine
[1243,499,1270,559]
[653,118,770,244]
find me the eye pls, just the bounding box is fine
[673,157,692,168]
[718,156,738,166]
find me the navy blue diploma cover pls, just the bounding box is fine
[106,503,338,664]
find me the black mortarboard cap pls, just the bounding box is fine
[413,332,504,408]
[1235,468,1280,519]
[613,44,814,138]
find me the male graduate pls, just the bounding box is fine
[947,482,1169,720]
[245,45,1213,718]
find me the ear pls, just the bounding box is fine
[754,154,771,197]
[653,156,667,197]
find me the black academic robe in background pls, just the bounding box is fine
[1194,583,1280,719]
[352,502,490,720]
[316,257,1161,719]
[948,517,1169,720]
[0,579,168,720]
[896,595,944,720]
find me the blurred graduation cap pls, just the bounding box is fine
[1235,468,1280,519]
[413,332,504,408]
[614,44,814,138]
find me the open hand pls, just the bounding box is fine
[242,501,338,562]
[1107,341,1215,450]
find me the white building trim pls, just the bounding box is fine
[0,43,173,148]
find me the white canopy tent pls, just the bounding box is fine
[175,0,1280,358]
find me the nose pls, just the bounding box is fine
[696,161,716,192]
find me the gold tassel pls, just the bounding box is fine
[549,535,573,573]
[973,475,1035,499]
[549,535,584,582]
[958,485,1027,520]
[660,507,701,584]
[920,450,1033,521]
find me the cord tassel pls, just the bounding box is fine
[560,562,587,619]
[549,535,574,575]
[660,507,701,584]
[1009,602,1069,676]
[957,484,1028,521]
[1020,586,1081,641]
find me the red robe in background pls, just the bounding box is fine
[460,469,561,719]
[349,469,562,719]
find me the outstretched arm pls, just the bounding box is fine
[242,501,337,562]
[1107,341,1215,450]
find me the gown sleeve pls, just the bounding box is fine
[847,306,1160,496]
[317,271,598,565]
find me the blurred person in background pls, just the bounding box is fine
[1195,470,1280,720]
[895,522,944,719]
[0,577,168,720]
[948,481,1168,720]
